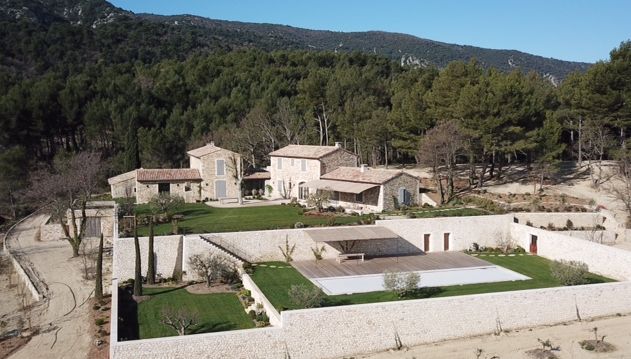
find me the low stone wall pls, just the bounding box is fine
[511,223,631,280]
[111,281,631,359]
[242,273,281,326]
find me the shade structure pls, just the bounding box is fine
[304,226,398,243]
[303,179,377,194]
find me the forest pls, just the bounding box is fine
[0,12,630,219]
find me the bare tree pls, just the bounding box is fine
[160,307,199,336]
[315,103,333,146]
[148,193,184,221]
[418,120,466,203]
[582,121,615,188]
[610,153,631,227]
[188,253,231,287]
[28,151,103,257]
[227,154,244,205]
[306,191,330,212]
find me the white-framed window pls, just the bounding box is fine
[277,157,282,170]
[216,159,225,175]
[301,159,307,171]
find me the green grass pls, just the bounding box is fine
[134,204,370,235]
[137,287,254,339]
[408,207,489,218]
[251,255,614,311]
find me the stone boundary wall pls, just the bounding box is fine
[513,212,605,229]
[511,223,631,280]
[376,214,514,251]
[113,235,182,281]
[557,230,616,244]
[242,273,281,326]
[111,281,631,359]
[2,208,46,302]
[109,279,120,357]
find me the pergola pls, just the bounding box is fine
[304,226,399,259]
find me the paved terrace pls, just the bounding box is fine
[292,252,491,279]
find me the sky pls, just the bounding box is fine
[109,0,631,63]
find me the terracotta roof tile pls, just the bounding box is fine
[136,169,201,182]
[269,145,356,159]
[321,166,416,184]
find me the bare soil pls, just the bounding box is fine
[184,283,235,294]
[363,314,631,359]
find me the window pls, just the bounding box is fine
[216,159,225,176]
[298,183,309,200]
[355,192,364,203]
[301,159,307,171]
[291,158,295,166]
[277,180,284,194]
[185,182,191,192]
[330,191,340,201]
[277,157,283,169]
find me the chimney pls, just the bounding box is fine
[360,164,367,173]
[208,141,215,147]
[335,142,341,148]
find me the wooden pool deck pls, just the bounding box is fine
[291,252,491,279]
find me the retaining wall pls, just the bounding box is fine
[111,281,631,359]
[376,214,514,251]
[513,212,604,229]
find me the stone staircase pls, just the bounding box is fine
[199,235,250,266]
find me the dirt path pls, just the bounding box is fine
[363,314,631,359]
[6,214,93,359]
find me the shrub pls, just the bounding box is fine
[288,285,324,308]
[248,310,257,319]
[95,318,107,326]
[550,260,590,286]
[406,212,417,219]
[547,222,555,230]
[470,242,480,252]
[526,220,533,227]
[565,219,574,229]
[383,271,421,298]
[513,246,526,254]
[294,221,305,229]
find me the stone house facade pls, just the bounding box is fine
[307,166,420,213]
[267,143,358,199]
[108,142,241,204]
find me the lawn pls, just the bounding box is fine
[137,287,254,339]
[251,255,614,311]
[134,204,370,235]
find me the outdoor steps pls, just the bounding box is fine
[199,235,250,265]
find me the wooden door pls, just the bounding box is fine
[85,217,101,238]
[423,234,430,252]
[530,235,538,254]
[443,233,450,251]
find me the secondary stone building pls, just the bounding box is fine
[267,143,358,199]
[305,165,419,212]
[108,142,241,204]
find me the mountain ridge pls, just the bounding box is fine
[0,0,591,82]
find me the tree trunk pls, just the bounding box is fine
[95,234,104,300]
[146,217,155,285]
[477,160,488,188]
[133,223,143,297]
[578,117,582,167]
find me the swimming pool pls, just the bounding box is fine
[311,265,530,295]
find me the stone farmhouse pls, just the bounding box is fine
[108,142,241,204]
[267,143,419,212]
[267,143,358,199]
